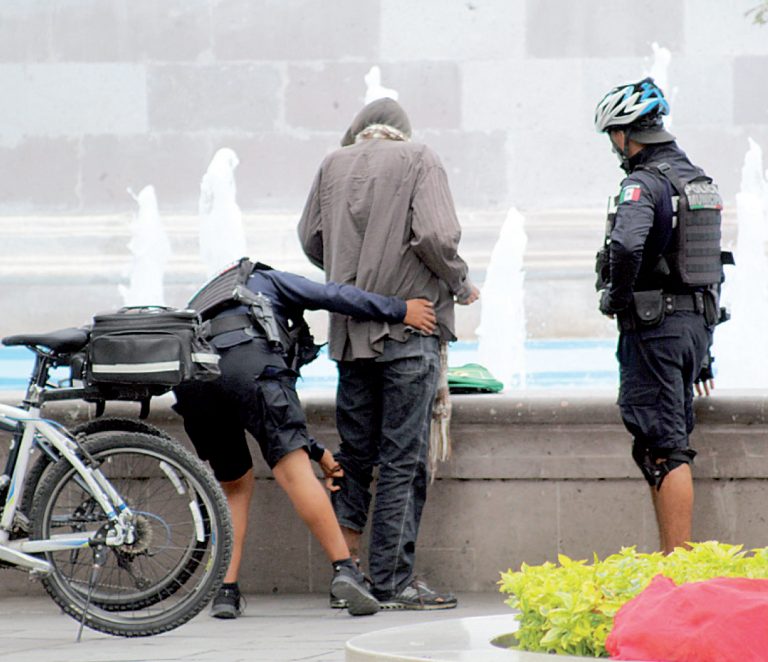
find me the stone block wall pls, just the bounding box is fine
[0,0,767,214]
[0,1,765,339]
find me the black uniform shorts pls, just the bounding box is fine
[617,312,710,454]
[172,340,311,481]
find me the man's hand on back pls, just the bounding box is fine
[404,299,437,334]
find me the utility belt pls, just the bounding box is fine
[617,290,716,332]
[204,313,277,348]
[203,312,322,372]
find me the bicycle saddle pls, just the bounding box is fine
[2,327,89,354]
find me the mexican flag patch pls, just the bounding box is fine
[619,184,642,204]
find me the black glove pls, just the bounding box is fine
[599,288,617,316]
[695,351,715,384]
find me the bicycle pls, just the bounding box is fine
[0,326,233,637]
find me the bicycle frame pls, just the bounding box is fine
[0,401,136,574]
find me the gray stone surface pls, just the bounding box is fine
[122,0,213,63]
[1,1,765,213]
[0,63,147,145]
[733,56,768,125]
[669,56,733,127]
[462,58,584,133]
[380,62,462,131]
[212,0,380,61]
[380,0,525,62]
[223,133,336,208]
[44,0,212,63]
[0,592,509,662]
[0,1,51,62]
[285,63,376,132]
[148,64,282,132]
[423,130,509,209]
[0,138,80,210]
[418,480,560,589]
[525,0,684,58]
[80,133,215,209]
[675,124,768,204]
[49,1,124,62]
[685,0,768,56]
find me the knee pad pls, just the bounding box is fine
[632,445,696,490]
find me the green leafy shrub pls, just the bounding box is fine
[498,542,768,657]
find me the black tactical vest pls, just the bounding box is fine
[646,162,724,287]
[187,257,264,320]
[599,164,724,291]
[186,257,321,370]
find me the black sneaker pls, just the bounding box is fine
[330,561,379,616]
[379,578,457,611]
[211,584,245,619]
[329,559,370,609]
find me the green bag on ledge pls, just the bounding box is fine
[447,363,504,394]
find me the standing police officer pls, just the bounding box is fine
[594,78,726,554]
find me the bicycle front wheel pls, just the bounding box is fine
[30,432,232,637]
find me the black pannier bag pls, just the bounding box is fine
[84,307,220,403]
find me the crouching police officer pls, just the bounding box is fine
[172,258,436,617]
[594,78,730,554]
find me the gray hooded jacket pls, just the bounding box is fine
[298,98,473,361]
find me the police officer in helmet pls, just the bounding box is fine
[594,77,725,554]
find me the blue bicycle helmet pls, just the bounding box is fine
[594,77,674,143]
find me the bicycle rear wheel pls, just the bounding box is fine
[30,432,232,637]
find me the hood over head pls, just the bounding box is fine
[340,98,412,147]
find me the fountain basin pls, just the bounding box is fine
[345,615,617,661]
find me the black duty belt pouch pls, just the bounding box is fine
[86,307,220,394]
[632,290,665,327]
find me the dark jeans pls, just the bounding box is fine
[332,335,440,599]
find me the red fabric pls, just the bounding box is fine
[607,574,768,661]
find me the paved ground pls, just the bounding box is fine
[0,592,511,662]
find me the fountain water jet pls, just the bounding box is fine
[476,207,528,390]
[715,138,768,388]
[199,147,247,277]
[645,42,676,127]
[119,185,171,307]
[363,65,399,105]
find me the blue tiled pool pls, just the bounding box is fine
[300,339,619,393]
[0,339,619,394]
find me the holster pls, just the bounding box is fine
[702,289,719,326]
